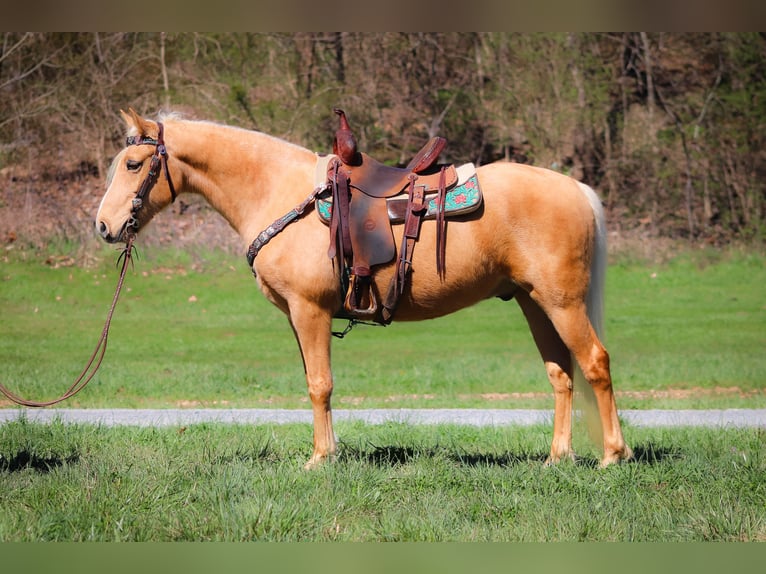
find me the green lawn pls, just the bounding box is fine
[1,418,764,541]
[2,245,765,543]
[1,245,764,410]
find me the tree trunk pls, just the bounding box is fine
[160,32,170,108]
[640,32,655,118]
[334,32,345,84]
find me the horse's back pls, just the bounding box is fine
[476,161,593,219]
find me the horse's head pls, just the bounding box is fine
[96,108,178,243]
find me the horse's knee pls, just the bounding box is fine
[308,386,332,404]
[307,376,333,404]
[546,362,573,394]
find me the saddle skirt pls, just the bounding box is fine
[315,156,482,225]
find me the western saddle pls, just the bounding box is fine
[323,109,479,324]
[246,108,482,326]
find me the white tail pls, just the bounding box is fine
[574,182,607,446]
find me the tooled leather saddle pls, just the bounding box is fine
[321,109,482,324]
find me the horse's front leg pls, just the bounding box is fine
[287,301,336,469]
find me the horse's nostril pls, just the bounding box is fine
[97,221,109,238]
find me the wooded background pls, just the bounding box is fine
[1,32,764,247]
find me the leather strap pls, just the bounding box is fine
[382,167,448,324]
[126,122,176,232]
[327,160,352,266]
[381,175,420,323]
[246,184,327,267]
[156,123,177,203]
[435,166,447,277]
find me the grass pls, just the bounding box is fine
[606,249,766,400]
[1,418,764,541]
[1,244,764,410]
[1,244,765,543]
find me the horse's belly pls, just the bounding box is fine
[378,265,515,321]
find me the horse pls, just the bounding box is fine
[96,108,633,469]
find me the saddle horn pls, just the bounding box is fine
[333,108,361,166]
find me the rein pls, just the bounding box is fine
[0,123,173,407]
[0,234,137,407]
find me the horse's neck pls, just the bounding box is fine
[166,119,317,243]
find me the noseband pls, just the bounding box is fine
[125,121,177,232]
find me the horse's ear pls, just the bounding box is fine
[119,109,133,126]
[120,108,156,136]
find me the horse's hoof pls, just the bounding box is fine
[303,452,336,470]
[598,445,634,468]
[544,451,577,466]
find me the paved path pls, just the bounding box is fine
[2,408,766,428]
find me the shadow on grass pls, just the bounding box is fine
[0,442,682,474]
[338,442,681,468]
[0,450,80,473]
[338,444,548,467]
[630,443,682,464]
[449,451,550,467]
[540,443,682,468]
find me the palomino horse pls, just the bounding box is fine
[96,109,633,468]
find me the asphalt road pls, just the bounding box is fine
[2,408,766,428]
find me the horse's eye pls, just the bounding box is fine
[126,160,143,172]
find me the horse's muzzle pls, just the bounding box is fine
[96,219,127,243]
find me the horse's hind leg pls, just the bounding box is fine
[516,291,575,464]
[544,303,633,467]
[287,301,337,469]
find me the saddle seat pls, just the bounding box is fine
[323,109,482,324]
[339,136,449,198]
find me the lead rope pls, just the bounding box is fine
[0,234,137,408]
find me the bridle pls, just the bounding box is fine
[125,121,177,233]
[0,123,176,408]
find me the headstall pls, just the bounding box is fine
[125,121,177,232]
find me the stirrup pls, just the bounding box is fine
[343,274,378,317]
